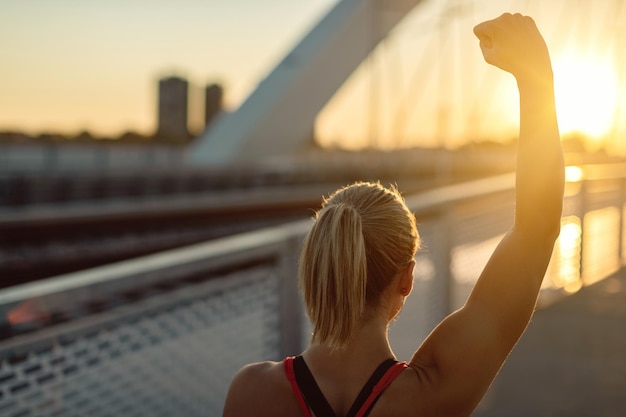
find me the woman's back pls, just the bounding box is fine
[224,359,429,417]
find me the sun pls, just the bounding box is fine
[553,52,618,142]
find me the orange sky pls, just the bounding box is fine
[1,0,625,151]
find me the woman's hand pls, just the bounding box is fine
[473,13,552,84]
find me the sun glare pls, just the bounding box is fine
[565,165,584,182]
[555,217,583,294]
[553,53,618,141]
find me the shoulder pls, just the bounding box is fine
[223,360,300,417]
[369,364,431,416]
[226,360,285,397]
[375,362,477,417]
[233,360,281,382]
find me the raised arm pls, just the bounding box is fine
[409,14,564,415]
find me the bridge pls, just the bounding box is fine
[1,0,626,415]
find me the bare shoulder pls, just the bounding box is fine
[233,360,282,383]
[370,366,432,416]
[377,362,479,416]
[223,360,300,417]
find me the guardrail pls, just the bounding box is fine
[0,165,625,417]
[0,221,310,417]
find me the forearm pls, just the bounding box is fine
[514,72,564,240]
[467,71,563,361]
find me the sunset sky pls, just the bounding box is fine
[1,0,625,151]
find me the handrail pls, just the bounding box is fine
[0,220,311,322]
[405,173,515,212]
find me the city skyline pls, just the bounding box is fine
[1,0,625,151]
[0,0,336,137]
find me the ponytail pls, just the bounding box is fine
[299,203,367,349]
[299,182,419,349]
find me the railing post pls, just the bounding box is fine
[279,233,306,358]
[429,209,454,327]
[578,180,587,285]
[617,178,626,268]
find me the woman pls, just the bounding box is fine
[223,13,564,417]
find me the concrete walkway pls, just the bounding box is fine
[472,270,626,416]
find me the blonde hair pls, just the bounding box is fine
[299,182,419,349]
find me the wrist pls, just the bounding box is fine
[515,66,554,91]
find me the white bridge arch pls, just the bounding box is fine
[187,0,425,166]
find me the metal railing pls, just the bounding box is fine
[0,165,625,416]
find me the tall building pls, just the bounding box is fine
[157,76,188,143]
[204,83,223,128]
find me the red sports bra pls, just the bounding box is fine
[284,356,408,417]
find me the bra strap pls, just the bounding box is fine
[353,361,408,417]
[293,355,338,417]
[284,356,407,417]
[284,357,314,417]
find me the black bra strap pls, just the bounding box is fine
[293,355,337,417]
[344,358,397,417]
[292,356,397,417]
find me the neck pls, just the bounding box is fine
[304,314,395,365]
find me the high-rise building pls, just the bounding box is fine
[157,76,188,143]
[204,83,223,128]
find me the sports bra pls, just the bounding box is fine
[284,355,408,417]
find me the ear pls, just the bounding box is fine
[398,260,415,297]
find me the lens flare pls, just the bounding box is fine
[565,166,584,182]
[553,53,619,141]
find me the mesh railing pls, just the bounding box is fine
[0,222,308,417]
[1,165,625,416]
[0,268,280,417]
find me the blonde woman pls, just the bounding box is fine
[223,13,564,417]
